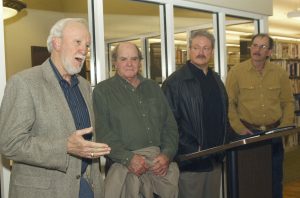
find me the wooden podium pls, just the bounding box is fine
[177,126,300,198]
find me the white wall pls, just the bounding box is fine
[4,9,88,79]
[4,9,64,79]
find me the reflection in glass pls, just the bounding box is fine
[225,16,256,71]
[175,32,188,70]
[147,37,162,83]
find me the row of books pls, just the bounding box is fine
[271,42,300,59]
[291,79,300,94]
[287,62,300,77]
[271,60,300,77]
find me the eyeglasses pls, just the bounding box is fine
[190,46,212,53]
[251,44,269,50]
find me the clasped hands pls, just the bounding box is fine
[67,127,111,159]
[128,153,170,177]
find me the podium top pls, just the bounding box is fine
[177,126,298,162]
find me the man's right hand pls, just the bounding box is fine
[128,154,149,176]
[67,127,111,159]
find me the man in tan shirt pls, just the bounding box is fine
[226,33,295,198]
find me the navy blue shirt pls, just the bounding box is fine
[49,59,91,174]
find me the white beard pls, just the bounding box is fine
[62,56,85,75]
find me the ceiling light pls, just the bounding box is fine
[287,8,300,19]
[3,0,27,20]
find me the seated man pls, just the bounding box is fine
[93,42,179,198]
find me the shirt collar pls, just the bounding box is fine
[188,61,212,77]
[247,59,274,72]
[115,73,145,87]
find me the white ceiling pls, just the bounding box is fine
[270,0,300,38]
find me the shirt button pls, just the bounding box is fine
[142,114,146,117]
[149,141,152,144]
[147,127,150,130]
[76,175,81,179]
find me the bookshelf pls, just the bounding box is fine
[270,40,300,148]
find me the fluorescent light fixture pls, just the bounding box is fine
[287,8,300,19]
[3,0,26,20]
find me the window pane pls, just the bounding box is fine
[104,0,161,82]
[225,16,256,70]
[174,7,214,70]
[147,36,162,83]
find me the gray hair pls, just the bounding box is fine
[46,18,88,52]
[189,30,215,49]
[111,42,143,62]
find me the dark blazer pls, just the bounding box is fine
[162,62,229,172]
[0,59,104,198]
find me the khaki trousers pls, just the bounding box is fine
[105,146,179,198]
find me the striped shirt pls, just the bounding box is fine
[49,59,91,174]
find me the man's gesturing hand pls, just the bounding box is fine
[67,127,111,158]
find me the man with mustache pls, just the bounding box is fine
[226,33,294,198]
[162,30,229,198]
[0,18,111,198]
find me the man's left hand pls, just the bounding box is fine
[150,154,170,176]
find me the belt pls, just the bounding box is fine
[240,119,280,131]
